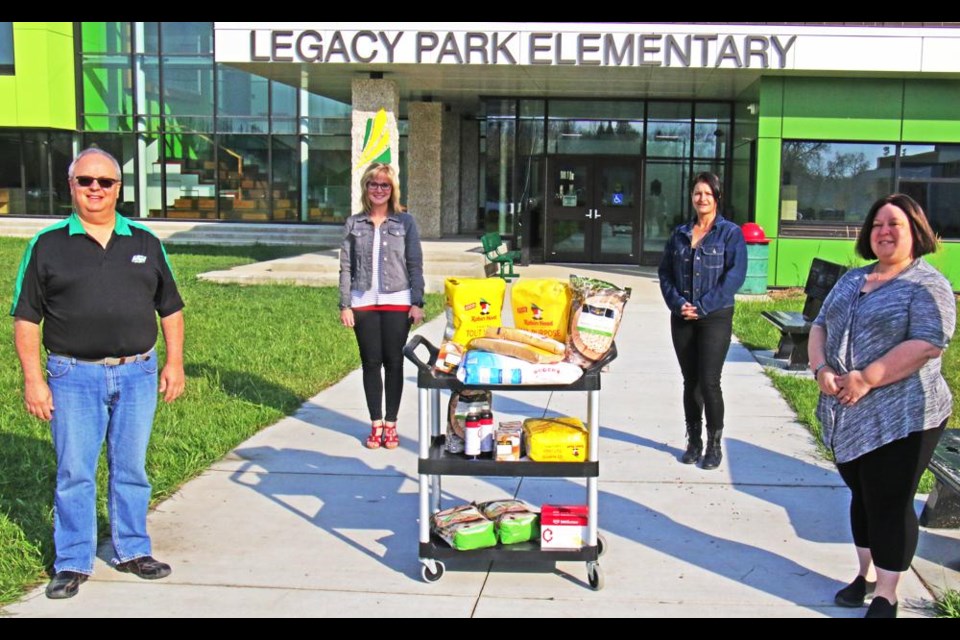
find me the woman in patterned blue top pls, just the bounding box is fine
[808,194,955,618]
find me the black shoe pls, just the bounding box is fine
[45,571,88,599]
[115,555,172,580]
[834,575,876,607]
[864,596,898,618]
[680,424,702,464]
[701,430,723,470]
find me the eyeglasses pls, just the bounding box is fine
[74,176,120,189]
[366,182,392,192]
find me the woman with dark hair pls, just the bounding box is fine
[808,194,954,618]
[339,162,425,449]
[658,172,747,470]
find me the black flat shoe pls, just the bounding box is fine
[865,596,898,618]
[834,575,876,607]
[45,571,88,599]
[115,555,172,580]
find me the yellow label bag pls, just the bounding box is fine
[522,416,588,462]
[511,279,572,342]
[445,277,506,346]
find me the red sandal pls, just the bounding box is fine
[382,422,400,449]
[365,422,383,449]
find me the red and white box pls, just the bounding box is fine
[540,504,588,550]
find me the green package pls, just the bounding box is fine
[432,505,497,551]
[497,512,540,545]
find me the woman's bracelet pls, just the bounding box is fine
[813,362,830,379]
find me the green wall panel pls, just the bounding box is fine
[757,77,782,139]
[902,80,960,143]
[0,23,76,129]
[773,239,861,287]
[781,78,903,141]
[754,137,781,240]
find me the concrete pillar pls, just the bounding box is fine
[408,102,443,239]
[351,78,399,213]
[441,106,461,235]
[460,118,479,234]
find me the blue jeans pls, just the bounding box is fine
[47,351,158,574]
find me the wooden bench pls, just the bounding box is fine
[480,232,521,280]
[761,258,847,370]
[920,429,960,528]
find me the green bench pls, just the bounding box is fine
[480,232,520,280]
[920,429,960,528]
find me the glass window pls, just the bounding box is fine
[161,56,214,120]
[0,22,14,72]
[898,144,960,239]
[218,134,270,221]
[160,133,216,219]
[780,141,893,237]
[272,81,297,118]
[217,65,269,117]
[0,133,23,214]
[82,54,134,117]
[694,103,731,160]
[160,22,213,55]
[137,22,159,54]
[483,100,516,235]
[647,102,693,159]
[306,135,351,222]
[272,135,300,222]
[81,22,130,54]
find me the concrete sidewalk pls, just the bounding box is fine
[6,263,958,617]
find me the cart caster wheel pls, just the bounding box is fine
[597,533,608,557]
[421,561,445,583]
[586,562,604,590]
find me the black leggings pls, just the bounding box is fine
[353,309,411,422]
[670,306,734,433]
[836,422,946,572]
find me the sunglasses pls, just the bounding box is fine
[74,176,120,188]
[366,181,392,191]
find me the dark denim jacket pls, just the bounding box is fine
[338,211,425,308]
[657,214,748,317]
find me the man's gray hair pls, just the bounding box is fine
[67,147,122,181]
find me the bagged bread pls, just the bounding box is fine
[476,499,540,545]
[456,351,583,386]
[431,504,497,551]
[523,416,589,462]
[512,279,572,342]
[566,275,631,366]
[466,337,564,364]
[444,277,506,346]
[485,326,566,356]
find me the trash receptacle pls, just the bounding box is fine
[739,222,769,295]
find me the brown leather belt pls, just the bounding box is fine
[52,353,152,366]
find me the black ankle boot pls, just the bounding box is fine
[701,430,723,470]
[681,424,702,464]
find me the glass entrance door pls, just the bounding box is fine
[640,161,690,265]
[545,156,640,263]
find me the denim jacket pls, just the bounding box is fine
[657,214,748,317]
[338,211,425,309]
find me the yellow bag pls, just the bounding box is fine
[445,277,507,346]
[522,416,588,462]
[512,279,572,342]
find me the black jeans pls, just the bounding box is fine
[670,305,734,433]
[836,422,946,572]
[353,309,411,422]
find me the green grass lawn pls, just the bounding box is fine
[0,238,442,605]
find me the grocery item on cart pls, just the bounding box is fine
[446,389,492,453]
[466,336,564,364]
[477,499,541,545]
[456,350,583,386]
[566,275,631,367]
[512,278,572,342]
[484,326,565,356]
[434,340,464,374]
[431,504,497,551]
[444,277,507,346]
[523,416,589,462]
[495,421,523,461]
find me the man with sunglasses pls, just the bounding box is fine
[10,147,185,599]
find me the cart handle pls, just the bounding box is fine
[403,334,440,374]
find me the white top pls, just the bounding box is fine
[351,226,412,308]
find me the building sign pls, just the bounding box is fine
[231,29,795,69]
[215,23,960,73]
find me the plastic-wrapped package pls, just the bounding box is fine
[430,504,497,551]
[456,351,583,386]
[511,278,572,342]
[444,277,506,346]
[522,416,589,462]
[476,499,541,545]
[466,337,564,364]
[566,275,631,367]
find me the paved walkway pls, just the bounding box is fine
[6,261,958,617]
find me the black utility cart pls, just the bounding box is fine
[402,335,613,590]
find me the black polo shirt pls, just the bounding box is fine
[10,213,185,359]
